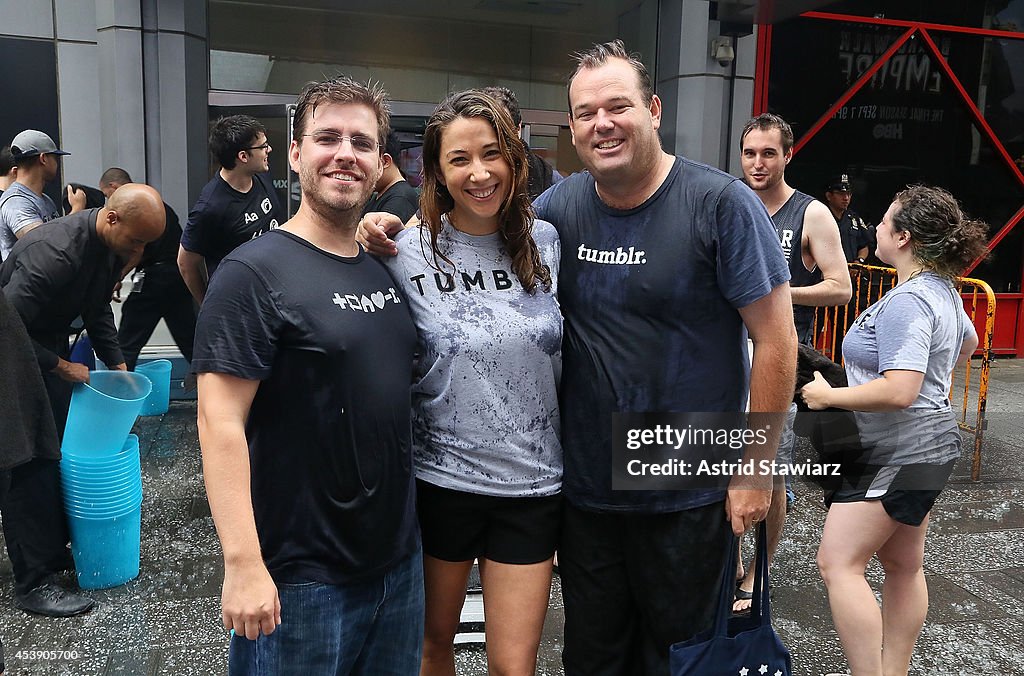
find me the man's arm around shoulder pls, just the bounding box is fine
[198,371,281,639]
[728,283,798,535]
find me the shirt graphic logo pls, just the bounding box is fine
[779,229,794,260]
[261,198,273,214]
[577,243,646,265]
[332,289,402,312]
[409,269,515,295]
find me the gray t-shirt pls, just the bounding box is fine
[0,182,60,260]
[843,271,976,465]
[382,218,563,497]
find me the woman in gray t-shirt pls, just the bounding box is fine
[801,186,987,676]
[380,90,562,675]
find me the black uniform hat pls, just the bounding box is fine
[826,173,851,192]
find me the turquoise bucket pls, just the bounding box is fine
[136,360,172,416]
[63,372,151,456]
[66,505,142,590]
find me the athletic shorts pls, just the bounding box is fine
[416,479,561,564]
[825,460,956,526]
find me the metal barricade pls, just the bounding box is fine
[809,263,995,480]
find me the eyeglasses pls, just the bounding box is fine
[244,142,272,152]
[301,132,380,154]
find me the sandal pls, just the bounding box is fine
[732,585,753,615]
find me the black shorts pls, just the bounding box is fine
[825,460,956,526]
[416,479,561,565]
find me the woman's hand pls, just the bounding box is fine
[800,371,833,410]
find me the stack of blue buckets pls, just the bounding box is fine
[59,360,172,589]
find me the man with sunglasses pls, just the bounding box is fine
[178,115,283,305]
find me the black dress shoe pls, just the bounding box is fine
[14,583,95,617]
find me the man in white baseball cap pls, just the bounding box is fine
[0,130,74,260]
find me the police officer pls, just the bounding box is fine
[824,172,872,263]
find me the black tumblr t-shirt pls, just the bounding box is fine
[192,230,418,583]
[180,173,282,276]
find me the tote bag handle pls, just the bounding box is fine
[712,521,772,636]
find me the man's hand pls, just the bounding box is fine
[355,212,403,257]
[725,479,773,536]
[111,362,128,372]
[53,358,90,383]
[221,560,282,640]
[111,281,123,303]
[67,185,87,214]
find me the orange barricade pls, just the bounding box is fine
[809,263,995,481]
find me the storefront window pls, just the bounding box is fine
[207,0,657,112]
[769,10,1024,292]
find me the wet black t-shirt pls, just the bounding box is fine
[192,229,419,583]
[534,157,790,514]
[180,173,282,276]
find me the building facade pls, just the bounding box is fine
[2,0,1022,352]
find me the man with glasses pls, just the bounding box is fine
[0,130,70,261]
[194,76,422,673]
[177,115,283,305]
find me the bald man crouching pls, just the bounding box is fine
[0,183,164,617]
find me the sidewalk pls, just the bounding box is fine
[1,358,1022,674]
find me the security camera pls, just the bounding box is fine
[711,37,735,67]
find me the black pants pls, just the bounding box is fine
[0,459,70,596]
[560,500,731,676]
[0,342,75,597]
[117,263,196,370]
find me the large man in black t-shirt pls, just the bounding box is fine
[177,115,283,305]
[99,168,197,370]
[192,76,422,673]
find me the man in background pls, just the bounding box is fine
[99,168,196,370]
[362,131,418,224]
[0,130,69,260]
[0,146,17,193]
[824,172,871,263]
[481,85,560,200]
[737,112,851,612]
[177,115,282,305]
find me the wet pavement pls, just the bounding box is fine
[1,358,1023,675]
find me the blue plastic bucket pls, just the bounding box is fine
[136,360,172,416]
[69,333,96,370]
[66,505,142,589]
[61,435,141,482]
[64,494,142,517]
[62,478,142,510]
[63,373,151,456]
[62,479,142,504]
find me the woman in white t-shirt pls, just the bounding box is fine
[801,185,988,676]
[380,89,562,676]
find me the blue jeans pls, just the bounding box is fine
[228,548,424,675]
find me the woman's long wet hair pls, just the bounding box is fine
[891,185,989,279]
[418,89,550,294]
